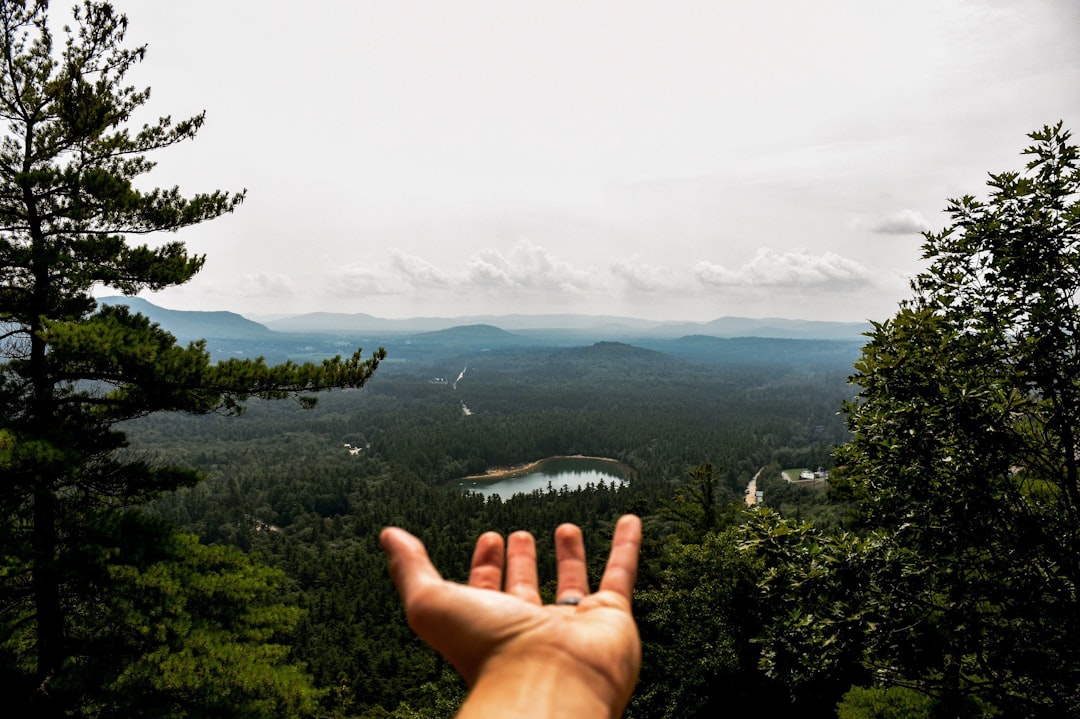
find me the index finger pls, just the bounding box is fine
[468,531,505,591]
[598,514,641,601]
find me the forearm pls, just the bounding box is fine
[456,650,628,719]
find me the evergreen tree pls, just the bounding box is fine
[0,2,383,714]
[77,513,325,719]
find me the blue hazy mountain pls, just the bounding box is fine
[97,297,870,346]
[263,310,870,340]
[407,324,519,341]
[98,296,276,341]
[92,297,868,369]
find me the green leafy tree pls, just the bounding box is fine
[0,2,383,715]
[835,685,936,719]
[631,528,775,719]
[738,508,892,717]
[832,123,1080,716]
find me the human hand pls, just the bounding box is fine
[380,515,642,719]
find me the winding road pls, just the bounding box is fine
[745,466,765,507]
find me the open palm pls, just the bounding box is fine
[380,516,642,714]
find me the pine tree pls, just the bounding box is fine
[0,2,383,714]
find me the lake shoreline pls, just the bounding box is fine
[457,455,628,483]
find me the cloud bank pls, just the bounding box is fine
[327,242,878,298]
[695,248,874,289]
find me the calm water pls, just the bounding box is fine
[456,457,630,498]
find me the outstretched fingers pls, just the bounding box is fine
[598,515,642,602]
[383,517,640,611]
[554,523,590,603]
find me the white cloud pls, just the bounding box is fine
[326,264,412,297]
[326,240,598,302]
[466,252,516,289]
[465,239,594,294]
[692,261,742,288]
[862,209,932,235]
[610,258,685,293]
[389,250,452,287]
[236,272,295,297]
[695,248,874,289]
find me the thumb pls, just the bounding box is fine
[380,527,444,603]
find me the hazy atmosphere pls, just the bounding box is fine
[120,0,1080,323]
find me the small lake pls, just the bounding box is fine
[456,456,631,498]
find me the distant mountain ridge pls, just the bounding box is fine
[99,297,872,341]
[263,310,871,340]
[260,311,672,334]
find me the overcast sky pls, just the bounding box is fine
[113,0,1080,322]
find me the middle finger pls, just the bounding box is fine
[554,523,589,603]
[504,530,542,604]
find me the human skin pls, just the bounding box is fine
[380,514,642,719]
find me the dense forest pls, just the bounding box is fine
[129,335,857,718]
